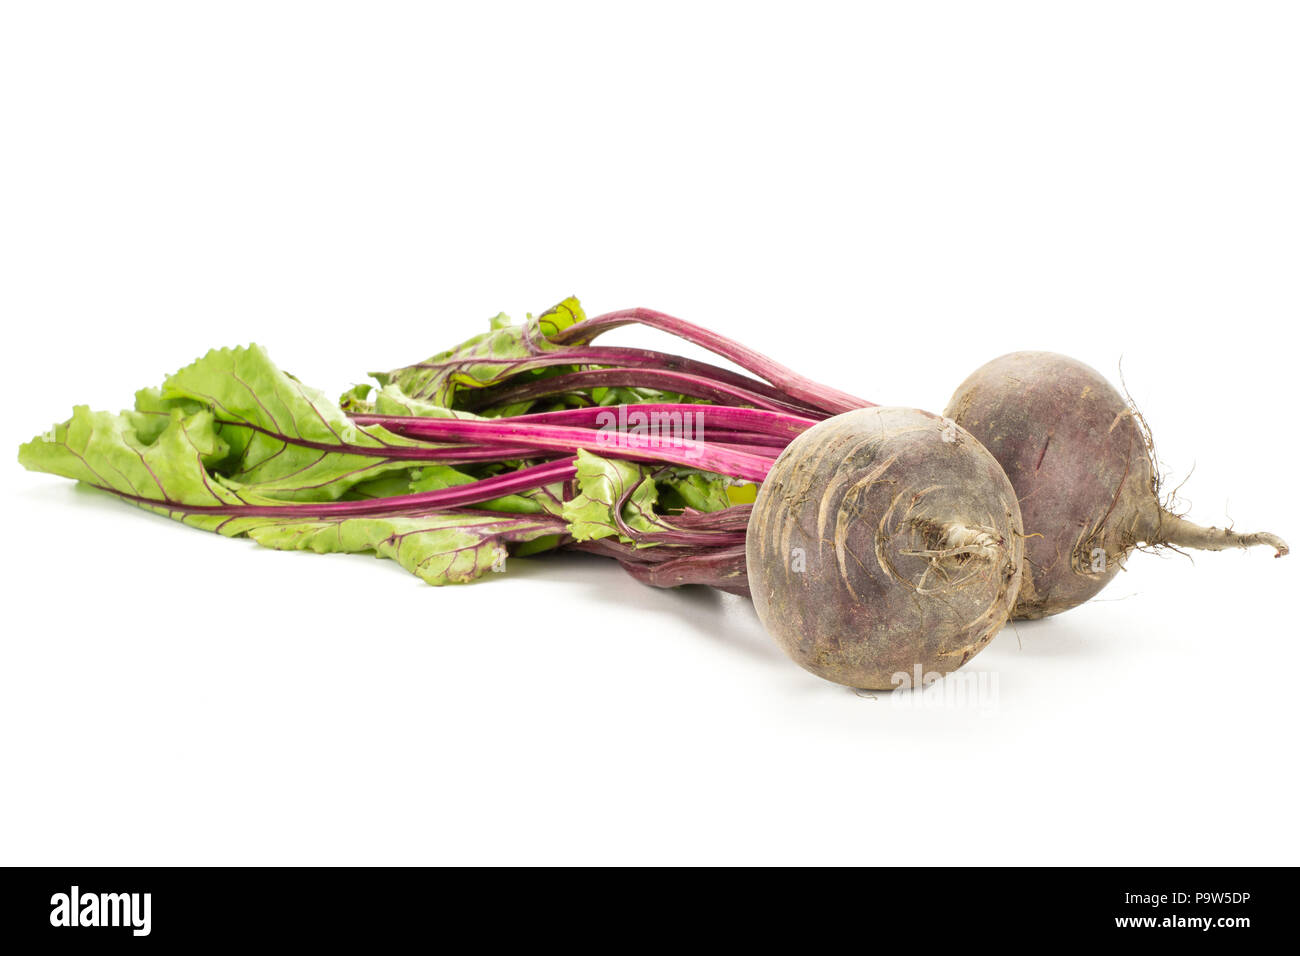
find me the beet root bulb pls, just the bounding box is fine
[945,351,1288,620]
[747,406,1024,689]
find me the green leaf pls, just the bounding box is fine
[18,403,563,585]
[126,386,203,443]
[659,469,732,513]
[370,384,483,419]
[408,464,562,516]
[561,449,673,544]
[18,404,277,532]
[383,296,586,408]
[158,344,432,501]
[725,482,758,505]
[344,470,422,500]
[337,383,374,413]
[589,386,691,407]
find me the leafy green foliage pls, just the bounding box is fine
[18,399,565,584]
[561,450,675,544]
[18,298,742,587]
[380,297,586,408]
[158,345,427,501]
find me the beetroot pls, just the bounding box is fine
[746,407,1023,689]
[945,352,1288,620]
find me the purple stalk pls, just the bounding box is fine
[632,546,749,592]
[699,433,789,448]
[500,403,816,436]
[93,458,582,518]
[571,538,750,595]
[353,405,815,451]
[222,406,797,473]
[462,367,813,416]
[407,343,823,414]
[708,441,782,458]
[339,417,774,482]
[666,504,753,533]
[609,467,748,547]
[553,307,872,415]
[214,418,547,464]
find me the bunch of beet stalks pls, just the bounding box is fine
[350,307,870,595]
[160,308,861,594]
[351,403,798,596]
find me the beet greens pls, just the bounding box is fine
[18,297,850,589]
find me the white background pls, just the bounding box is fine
[2,2,1296,865]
